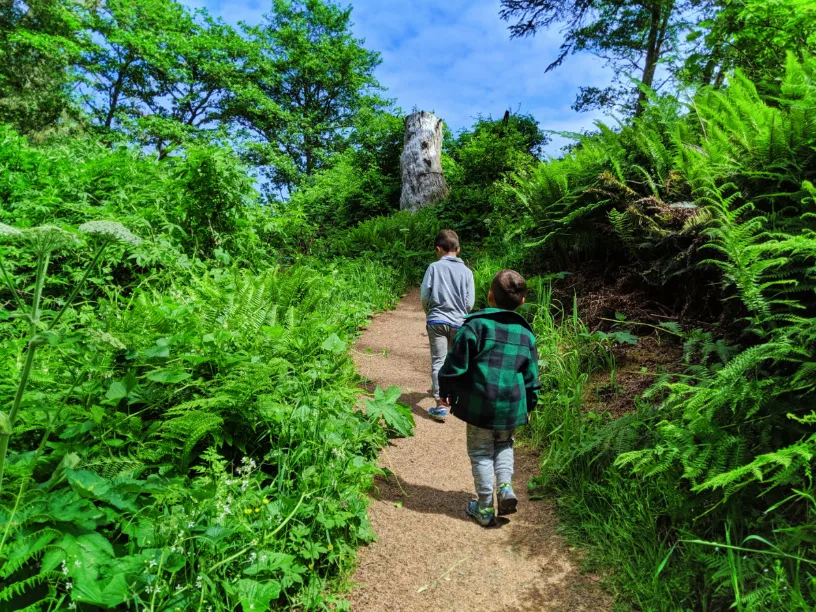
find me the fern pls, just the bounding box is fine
[159,411,225,467]
[0,528,61,579]
[0,571,61,603]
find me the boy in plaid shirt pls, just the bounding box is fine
[438,270,541,526]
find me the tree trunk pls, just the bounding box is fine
[400,111,449,212]
[635,1,671,116]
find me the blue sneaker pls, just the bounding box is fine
[466,500,496,527]
[428,406,448,421]
[497,483,518,515]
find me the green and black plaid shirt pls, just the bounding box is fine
[438,308,541,430]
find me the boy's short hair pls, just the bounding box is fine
[491,269,527,310]
[434,229,459,253]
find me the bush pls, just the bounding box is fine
[0,138,414,609]
[518,56,816,610]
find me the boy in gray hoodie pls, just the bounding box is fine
[420,229,475,421]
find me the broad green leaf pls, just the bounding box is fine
[321,333,346,354]
[243,552,297,577]
[608,330,639,345]
[364,386,414,438]
[105,381,128,401]
[235,578,281,611]
[145,369,191,383]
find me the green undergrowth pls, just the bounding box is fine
[0,244,413,610]
[510,56,816,611]
[0,128,419,610]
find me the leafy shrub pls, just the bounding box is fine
[521,56,816,610]
[440,113,547,239]
[0,177,413,608]
[326,208,442,284]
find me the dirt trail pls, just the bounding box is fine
[348,289,611,611]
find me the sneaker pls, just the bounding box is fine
[497,483,518,515]
[466,500,496,527]
[428,406,448,421]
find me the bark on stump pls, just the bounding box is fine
[400,111,449,212]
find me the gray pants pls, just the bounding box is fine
[467,424,515,506]
[427,323,458,401]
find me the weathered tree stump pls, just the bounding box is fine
[400,111,449,212]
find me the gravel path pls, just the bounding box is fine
[348,289,611,611]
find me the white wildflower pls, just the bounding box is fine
[187,521,195,528]
[61,561,69,575]
[24,225,79,254]
[85,328,127,350]
[67,603,77,610]
[65,581,73,591]
[78,220,142,246]
[237,457,257,475]
[0,223,22,238]
[74,560,81,567]
[149,559,158,568]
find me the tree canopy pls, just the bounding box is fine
[238,0,384,192]
[499,0,710,114]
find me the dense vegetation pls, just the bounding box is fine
[1,0,816,610]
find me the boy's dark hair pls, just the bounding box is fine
[491,269,527,310]
[434,229,459,253]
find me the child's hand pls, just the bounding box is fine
[440,397,451,407]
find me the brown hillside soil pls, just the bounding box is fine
[584,336,684,419]
[348,288,612,612]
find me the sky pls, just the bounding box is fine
[182,0,616,156]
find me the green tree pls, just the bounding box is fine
[499,0,708,114]
[288,108,404,227]
[238,0,383,192]
[79,0,256,155]
[452,112,547,186]
[0,0,84,134]
[683,0,816,94]
[442,112,548,237]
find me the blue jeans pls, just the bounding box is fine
[427,323,458,401]
[466,424,515,506]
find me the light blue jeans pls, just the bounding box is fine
[427,323,458,401]
[466,424,515,506]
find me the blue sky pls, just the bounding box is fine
[183,0,616,155]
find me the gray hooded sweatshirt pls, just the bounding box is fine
[420,256,475,327]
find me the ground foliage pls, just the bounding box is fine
[497,55,816,610]
[0,126,421,610]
